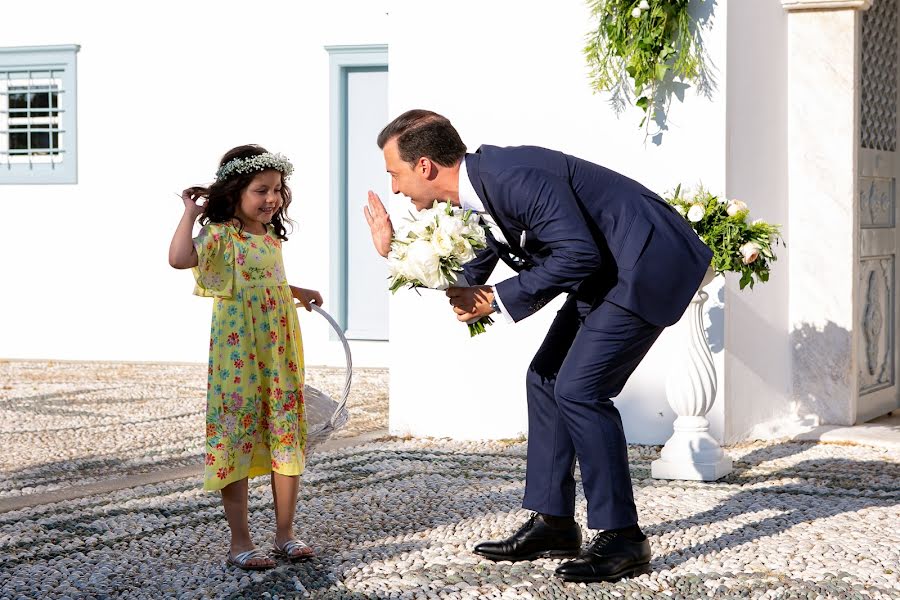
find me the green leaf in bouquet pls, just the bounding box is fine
[389,277,410,294]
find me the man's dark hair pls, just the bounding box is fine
[376,109,466,167]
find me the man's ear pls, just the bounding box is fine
[418,157,437,179]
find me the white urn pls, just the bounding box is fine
[651,268,733,481]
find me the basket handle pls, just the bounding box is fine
[296,302,352,428]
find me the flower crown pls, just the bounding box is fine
[215,152,294,182]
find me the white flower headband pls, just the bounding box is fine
[215,152,294,182]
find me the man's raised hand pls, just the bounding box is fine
[363,190,394,257]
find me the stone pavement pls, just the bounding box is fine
[0,360,898,599]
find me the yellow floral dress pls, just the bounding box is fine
[192,222,307,491]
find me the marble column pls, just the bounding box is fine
[782,0,873,425]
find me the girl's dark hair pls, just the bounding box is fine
[376,109,466,167]
[194,144,292,240]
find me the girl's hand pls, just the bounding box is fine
[291,287,324,311]
[182,187,207,219]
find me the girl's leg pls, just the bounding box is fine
[271,472,313,557]
[221,478,274,567]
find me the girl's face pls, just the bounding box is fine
[236,170,283,232]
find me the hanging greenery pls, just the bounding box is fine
[584,0,708,131]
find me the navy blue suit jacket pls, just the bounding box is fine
[462,145,713,327]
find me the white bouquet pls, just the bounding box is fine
[388,201,493,336]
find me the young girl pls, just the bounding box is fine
[169,144,322,570]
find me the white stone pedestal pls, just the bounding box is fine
[652,271,733,481]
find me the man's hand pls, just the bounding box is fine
[363,190,394,257]
[446,285,495,322]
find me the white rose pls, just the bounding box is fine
[438,214,465,238]
[687,204,705,222]
[407,217,433,239]
[631,6,642,17]
[387,243,411,278]
[726,199,749,217]
[639,0,650,9]
[716,196,728,205]
[464,222,487,246]
[391,220,411,240]
[388,241,408,260]
[739,241,761,265]
[674,204,686,216]
[431,228,455,257]
[420,201,442,216]
[387,255,407,279]
[416,203,442,223]
[454,238,476,263]
[405,239,449,289]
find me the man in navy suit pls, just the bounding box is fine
[364,110,712,583]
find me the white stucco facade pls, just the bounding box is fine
[386,0,729,443]
[2,0,894,446]
[0,0,392,368]
[724,0,793,442]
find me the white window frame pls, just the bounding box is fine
[0,45,80,184]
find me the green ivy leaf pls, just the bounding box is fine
[656,63,669,80]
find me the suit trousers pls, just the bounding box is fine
[521,294,663,530]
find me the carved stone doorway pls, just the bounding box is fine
[859,0,900,421]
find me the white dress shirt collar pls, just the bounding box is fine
[458,156,485,213]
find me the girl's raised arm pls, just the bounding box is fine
[169,187,206,269]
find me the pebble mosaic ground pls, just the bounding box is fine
[1,360,898,599]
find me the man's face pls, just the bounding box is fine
[383,137,435,211]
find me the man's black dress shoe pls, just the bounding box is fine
[555,528,652,582]
[473,513,582,562]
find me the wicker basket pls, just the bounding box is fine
[297,303,352,449]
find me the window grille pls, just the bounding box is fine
[0,45,78,184]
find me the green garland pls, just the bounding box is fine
[584,0,707,130]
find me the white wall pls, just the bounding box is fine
[386,0,729,443]
[0,0,391,368]
[3,1,767,446]
[724,0,794,441]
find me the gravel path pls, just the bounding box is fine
[0,360,898,599]
[0,360,387,501]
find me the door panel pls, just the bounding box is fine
[858,0,900,421]
[859,149,899,421]
[345,67,389,340]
